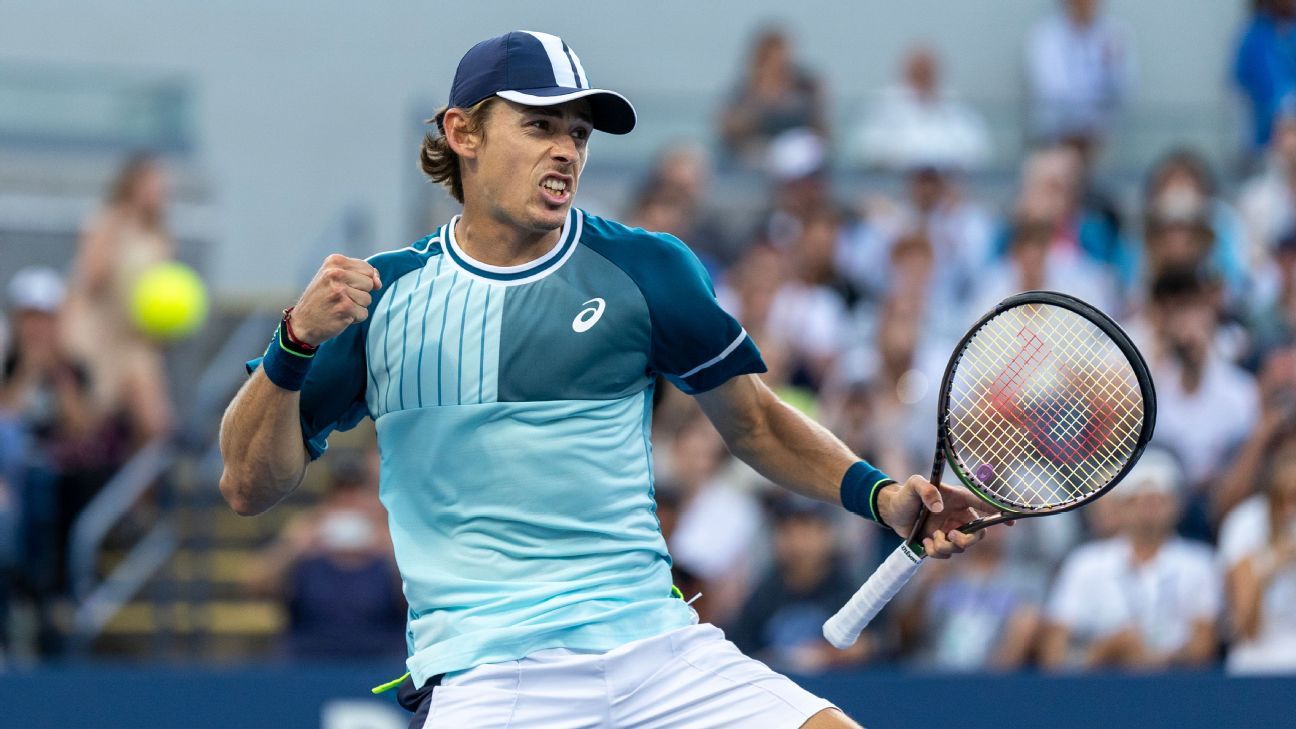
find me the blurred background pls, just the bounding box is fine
[2,0,1296,727]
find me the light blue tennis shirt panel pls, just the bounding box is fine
[246,209,765,686]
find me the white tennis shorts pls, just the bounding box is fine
[415,623,837,728]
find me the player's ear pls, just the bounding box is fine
[443,108,481,160]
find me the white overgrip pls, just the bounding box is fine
[822,542,924,649]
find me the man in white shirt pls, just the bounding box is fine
[1143,270,1259,488]
[1025,0,1136,144]
[850,45,992,171]
[1040,449,1221,670]
[1218,439,1296,674]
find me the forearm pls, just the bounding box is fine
[1038,624,1071,669]
[218,369,310,515]
[992,608,1042,669]
[1168,623,1216,667]
[1213,427,1274,524]
[1229,560,1266,640]
[705,380,859,505]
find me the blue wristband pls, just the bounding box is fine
[840,461,895,526]
[260,324,314,391]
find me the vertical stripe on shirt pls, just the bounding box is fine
[478,284,505,404]
[380,275,400,415]
[398,265,423,411]
[457,279,474,405]
[478,287,489,404]
[435,271,458,406]
[416,253,444,408]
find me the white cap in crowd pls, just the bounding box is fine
[7,266,66,314]
[767,127,826,181]
[1119,447,1185,498]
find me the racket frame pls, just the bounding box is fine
[904,290,1157,555]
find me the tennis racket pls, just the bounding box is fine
[823,291,1156,649]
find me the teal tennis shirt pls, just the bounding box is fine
[247,209,766,685]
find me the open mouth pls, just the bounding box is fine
[538,174,573,204]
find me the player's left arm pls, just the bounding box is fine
[695,373,985,558]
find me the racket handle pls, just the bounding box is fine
[822,542,924,649]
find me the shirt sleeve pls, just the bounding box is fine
[1180,548,1223,622]
[642,233,766,393]
[1046,552,1091,628]
[245,318,370,460]
[1217,498,1266,568]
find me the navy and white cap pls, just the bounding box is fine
[444,31,636,135]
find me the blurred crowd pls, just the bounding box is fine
[644,0,1296,677]
[0,156,177,661]
[5,0,1296,677]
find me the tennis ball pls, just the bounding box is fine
[129,262,209,340]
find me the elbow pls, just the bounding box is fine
[219,471,267,517]
[727,395,780,456]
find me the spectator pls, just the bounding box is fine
[973,216,1118,317]
[1041,449,1221,670]
[763,206,853,389]
[60,155,174,447]
[898,527,1045,671]
[1239,110,1296,272]
[660,415,763,625]
[762,128,836,248]
[1000,146,1128,284]
[1139,207,1219,306]
[1215,347,1296,527]
[858,244,951,479]
[627,143,734,268]
[728,494,872,673]
[1143,149,1250,303]
[1249,234,1296,366]
[244,448,404,662]
[849,45,992,171]
[841,167,994,315]
[1025,0,1136,146]
[1219,434,1296,673]
[719,27,828,167]
[0,388,20,662]
[715,242,793,386]
[1233,0,1296,157]
[1143,268,1258,497]
[1,267,130,655]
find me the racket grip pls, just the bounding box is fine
[822,542,924,649]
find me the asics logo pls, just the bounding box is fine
[572,298,606,332]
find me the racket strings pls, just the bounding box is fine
[946,303,1145,511]
[964,315,1139,506]
[965,308,1141,507]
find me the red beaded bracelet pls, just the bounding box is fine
[281,307,319,354]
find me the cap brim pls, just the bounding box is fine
[496,87,636,135]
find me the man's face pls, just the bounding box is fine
[1066,0,1098,24]
[468,99,593,233]
[907,168,944,211]
[1158,296,1214,363]
[1121,489,1179,540]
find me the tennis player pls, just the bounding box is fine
[219,31,988,728]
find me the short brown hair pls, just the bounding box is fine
[419,98,496,204]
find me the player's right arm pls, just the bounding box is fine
[218,254,379,516]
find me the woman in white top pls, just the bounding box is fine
[1220,438,1296,674]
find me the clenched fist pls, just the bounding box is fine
[290,254,382,346]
